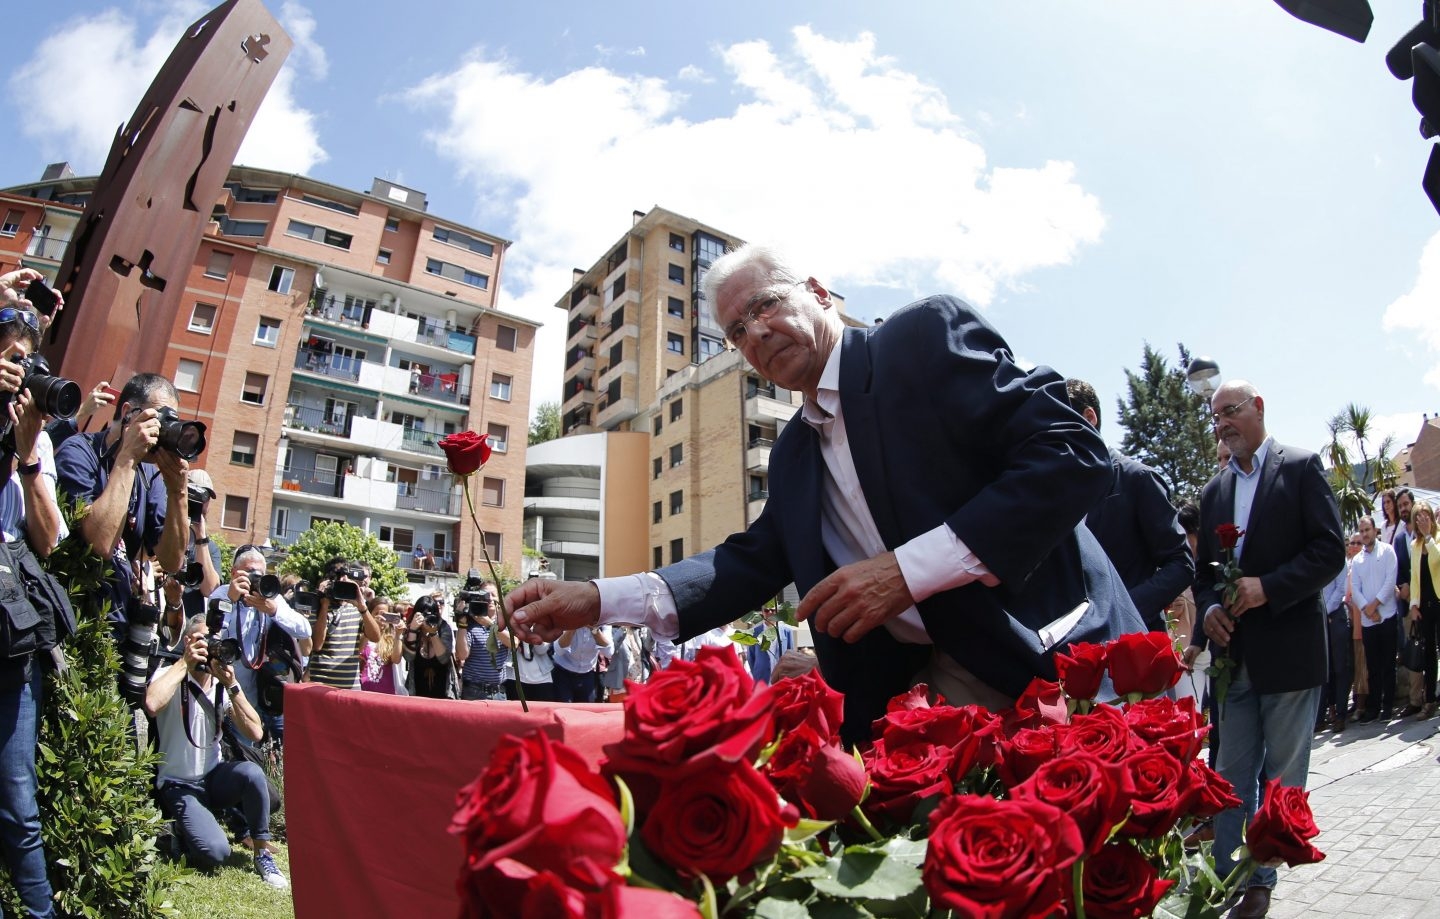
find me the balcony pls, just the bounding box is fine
[745,437,774,471]
[408,319,477,356]
[284,403,359,439]
[395,481,462,516]
[307,294,478,357]
[595,395,638,427]
[295,347,364,382]
[747,490,768,522]
[25,235,70,260]
[305,294,371,331]
[565,345,595,373]
[400,428,446,458]
[567,316,597,346]
[406,370,471,406]
[745,385,796,424]
[275,466,346,499]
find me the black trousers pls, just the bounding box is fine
[1320,607,1353,719]
[1362,620,1398,716]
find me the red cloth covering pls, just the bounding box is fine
[285,683,624,919]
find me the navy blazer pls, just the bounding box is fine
[1191,443,1344,694]
[656,296,1147,741]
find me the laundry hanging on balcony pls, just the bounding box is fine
[438,373,458,394]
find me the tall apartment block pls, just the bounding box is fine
[551,207,854,583]
[1,163,535,590]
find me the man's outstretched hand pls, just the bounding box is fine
[799,552,913,643]
[507,580,602,643]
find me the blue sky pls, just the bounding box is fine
[3,0,1437,459]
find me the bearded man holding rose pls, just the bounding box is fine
[1191,380,1344,919]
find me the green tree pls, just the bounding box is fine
[276,521,408,600]
[529,401,561,445]
[1325,403,1400,530]
[1114,342,1217,508]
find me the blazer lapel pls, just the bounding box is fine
[837,328,904,549]
[1242,443,1285,552]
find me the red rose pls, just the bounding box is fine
[996,726,1060,787]
[765,724,867,820]
[1078,843,1176,919]
[1185,757,1242,821]
[460,857,703,919]
[1115,746,1186,839]
[451,732,624,883]
[1215,523,1244,551]
[873,704,1002,780]
[771,667,845,741]
[1123,696,1208,763]
[1058,705,1137,764]
[438,430,492,476]
[1107,632,1183,698]
[1011,752,1129,856]
[887,683,940,711]
[1008,677,1069,730]
[1247,778,1325,867]
[640,758,795,881]
[924,795,1083,919]
[1055,641,1108,701]
[861,737,956,826]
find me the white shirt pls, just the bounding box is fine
[1351,540,1399,625]
[0,430,66,544]
[152,672,231,787]
[595,342,995,642]
[208,588,312,706]
[1228,437,1273,564]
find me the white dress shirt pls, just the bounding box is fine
[1350,539,1398,625]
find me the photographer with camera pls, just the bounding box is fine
[307,558,380,690]
[143,612,287,888]
[455,581,509,701]
[404,593,456,699]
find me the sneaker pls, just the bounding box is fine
[255,849,289,889]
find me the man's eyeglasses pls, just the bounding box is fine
[723,280,806,348]
[0,307,39,333]
[1211,396,1254,426]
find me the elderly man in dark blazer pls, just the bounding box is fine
[1192,380,1344,919]
[508,244,1146,743]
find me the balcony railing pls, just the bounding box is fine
[401,428,445,457]
[284,403,360,438]
[747,437,774,449]
[407,371,471,406]
[306,294,371,329]
[275,466,346,499]
[25,236,70,260]
[748,490,769,502]
[295,347,364,382]
[395,481,462,516]
[746,381,777,399]
[410,320,477,356]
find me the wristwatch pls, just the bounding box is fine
[225,683,241,698]
[16,460,40,477]
[194,536,211,545]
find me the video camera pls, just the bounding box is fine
[325,567,364,604]
[291,588,319,617]
[454,570,491,628]
[195,598,240,674]
[0,354,80,441]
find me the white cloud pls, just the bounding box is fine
[1368,411,1426,453]
[677,64,712,84]
[9,1,326,176]
[1383,231,1440,387]
[405,26,1105,414]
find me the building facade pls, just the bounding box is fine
[1,164,535,590]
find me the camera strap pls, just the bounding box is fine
[234,602,268,672]
[180,677,224,749]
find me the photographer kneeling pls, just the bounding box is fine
[144,613,287,888]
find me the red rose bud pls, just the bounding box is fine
[438,430,492,476]
[1055,641,1108,701]
[1247,778,1326,867]
[1107,632,1184,698]
[996,726,1061,787]
[797,742,868,821]
[1215,522,1245,551]
[1078,843,1176,919]
[640,758,793,882]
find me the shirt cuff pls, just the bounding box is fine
[894,524,997,603]
[594,572,679,641]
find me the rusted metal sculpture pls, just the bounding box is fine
[46,0,291,382]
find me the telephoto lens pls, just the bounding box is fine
[257,574,282,599]
[153,406,207,460]
[119,603,161,706]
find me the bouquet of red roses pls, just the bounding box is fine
[452,633,1324,918]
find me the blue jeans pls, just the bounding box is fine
[158,761,272,871]
[1213,664,1322,892]
[551,666,597,703]
[0,666,53,918]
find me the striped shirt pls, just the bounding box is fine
[462,624,508,686]
[309,602,363,689]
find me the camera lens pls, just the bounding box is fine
[258,574,282,599]
[26,372,81,418]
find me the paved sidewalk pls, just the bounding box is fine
[1267,714,1440,918]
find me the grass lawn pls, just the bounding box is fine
[164,843,296,919]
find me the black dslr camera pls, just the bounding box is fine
[238,569,282,600]
[196,598,240,674]
[454,571,491,628]
[413,594,442,627]
[0,354,80,440]
[174,561,205,589]
[154,406,207,460]
[186,484,210,520]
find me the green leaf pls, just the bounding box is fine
[730,630,761,647]
[754,898,814,919]
[794,847,924,900]
[809,902,876,919]
[615,775,636,838]
[784,817,835,844]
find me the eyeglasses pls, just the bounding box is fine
[235,544,263,559]
[0,307,39,332]
[1211,396,1254,426]
[723,280,806,348]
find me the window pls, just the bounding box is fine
[376,249,392,265]
[670,490,683,515]
[654,546,664,568]
[227,184,278,204]
[670,398,683,422]
[462,269,488,288]
[300,193,360,216]
[670,538,684,564]
[175,359,202,392]
[219,218,265,237]
[667,333,684,355]
[241,372,268,405]
[483,531,502,562]
[205,250,233,280]
[669,233,685,252]
[385,216,400,232]
[607,378,621,404]
[286,219,352,250]
[0,210,21,236]
[232,431,258,466]
[188,302,217,333]
[668,297,684,318]
[670,444,683,468]
[222,495,249,530]
[609,342,623,366]
[653,457,662,479]
[425,258,488,289]
[698,335,725,362]
[255,316,281,347]
[487,423,509,453]
[652,501,662,524]
[606,274,626,305]
[378,525,414,552]
[653,415,661,436]
[496,324,517,351]
[749,474,766,500]
[668,263,684,284]
[432,226,496,258]
[481,476,505,507]
[490,373,512,401]
[272,507,290,540]
[268,265,294,294]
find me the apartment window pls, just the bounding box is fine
[378,525,414,552]
[490,373,512,401]
[654,546,663,568]
[188,302,217,333]
[668,263,684,284]
[606,274,626,306]
[272,507,290,540]
[669,233,685,252]
[698,335,725,362]
[255,316,281,347]
[231,431,258,466]
[385,216,400,232]
[481,476,505,507]
[219,218,266,237]
[670,398,683,422]
[425,258,488,289]
[222,495,249,530]
[268,265,294,294]
[487,423,508,453]
[175,359,202,392]
[462,269,488,289]
[609,342,623,366]
[669,443,683,468]
[376,249,392,265]
[286,219,352,250]
[750,474,766,499]
[606,378,621,404]
[483,531,502,562]
[653,457,662,479]
[205,250,233,280]
[652,501,662,524]
[667,297,684,318]
[670,538,684,564]
[496,324,517,351]
[667,333,684,355]
[669,490,683,516]
[228,184,278,204]
[1,210,22,236]
[432,226,495,258]
[241,372,268,405]
[300,193,359,216]
[653,415,661,436]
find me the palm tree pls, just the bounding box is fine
[1326,403,1400,529]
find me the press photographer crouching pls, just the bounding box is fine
[0,303,79,918]
[143,610,287,888]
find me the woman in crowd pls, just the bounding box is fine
[511,637,555,702]
[1409,500,1440,717]
[404,594,456,699]
[359,596,405,694]
[1380,489,1406,545]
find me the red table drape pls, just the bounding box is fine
[284,684,624,919]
